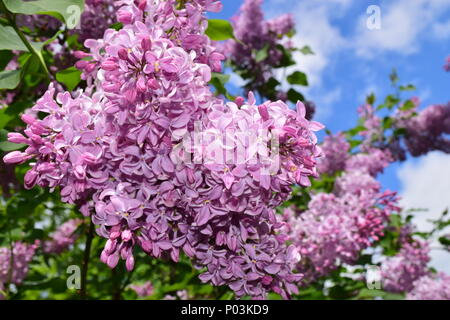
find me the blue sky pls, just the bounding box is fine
[209,0,450,271]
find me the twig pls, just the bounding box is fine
[80,218,95,299]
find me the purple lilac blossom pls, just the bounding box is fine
[407,273,450,300]
[43,219,83,254]
[3,0,322,299]
[316,133,350,175]
[0,241,38,286]
[224,0,295,95]
[129,281,154,297]
[381,239,430,293]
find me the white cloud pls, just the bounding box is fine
[397,152,450,272]
[314,87,342,121]
[433,19,450,39]
[354,0,450,57]
[266,0,351,121]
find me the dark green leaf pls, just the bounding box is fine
[287,71,308,86]
[438,236,450,246]
[366,93,376,105]
[287,88,304,103]
[382,117,393,129]
[0,50,14,70]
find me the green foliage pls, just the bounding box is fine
[254,44,269,63]
[56,66,82,91]
[3,0,85,29]
[298,45,314,55]
[287,71,308,86]
[0,69,21,89]
[205,19,235,41]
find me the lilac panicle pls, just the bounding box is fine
[3,0,323,299]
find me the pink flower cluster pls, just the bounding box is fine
[381,239,430,293]
[444,56,450,72]
[317,133,350,175]
[224,0,295,96]
[407,273,450,300]
[4,0,322,299]
[282,154,399,282]
[395,102,450,157]
[43,219,83,254]
[0,241,38,286]
[317,132,392,177]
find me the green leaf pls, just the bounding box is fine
[274,44,296,68]
[393,127,407,137]
[382,116,393,129]
[0,50,14,70]
[210,72,230,85]
[0,109,14,129]
[438,236,450,246]
[0,25,43,52]
[56,66,81,91]
[287,71,308,86]
[0,69,21,89]
[399,100,415,111]
[109,22,123,31]
[254,45,269,63]
[209,72,231,98]
[399,84,416,91]
[299,45,314,55]
[205,19,234,41]
[287,88,304,103]
[384,94,400,110]
[0,141,26,152]
[366,93,376,105]
[3,0,85,29]
[389,68,399,84]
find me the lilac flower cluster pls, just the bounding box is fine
[381,239,430,293]
[317,131,392,177]
[316,133,350,175]
[407,273,450,300]
[129,281,154,297]
[43,219,83,254]
[345,148,392,177]
[444,56,450,72]
[224,0,295,94]
[395,102,450,157]
[282,160,399,282]
[4,0,323,299]
[0,241,38,286]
